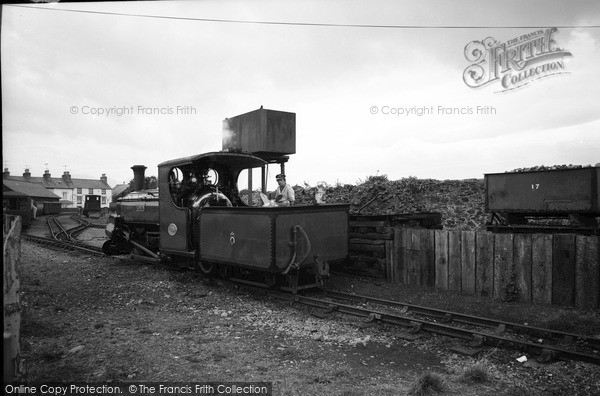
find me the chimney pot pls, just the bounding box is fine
[62,171,71,182]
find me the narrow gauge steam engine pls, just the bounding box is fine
[103,108,349,292]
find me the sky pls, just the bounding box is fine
[2,0,599,190]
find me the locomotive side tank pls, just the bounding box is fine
[199,205,348,272]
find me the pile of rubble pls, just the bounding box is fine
[293,175,488,230]
[509,163,599,172]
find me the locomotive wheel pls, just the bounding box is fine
[102,240,118,256]
[102,240,131,256]
[198,260,216,275]
[286,272,299,294]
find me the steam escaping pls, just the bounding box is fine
[222,119,237,151]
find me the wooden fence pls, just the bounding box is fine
[3,215,23,381]
[348,224,600,309]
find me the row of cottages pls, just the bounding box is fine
[3,168,113,209]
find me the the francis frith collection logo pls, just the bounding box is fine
[463,28,572,92]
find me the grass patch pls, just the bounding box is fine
[408,372,446,395]
[458,358,496,384]
[539,311,600,335]
[310,364,352,385]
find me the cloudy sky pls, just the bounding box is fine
[2,0,599,190]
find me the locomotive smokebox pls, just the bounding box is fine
[131,165,147,191]
[222,107,296,159]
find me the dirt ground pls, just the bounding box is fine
[16,226,600,395]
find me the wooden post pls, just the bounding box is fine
[494,233,514,301]
[448,230,462,292]
[394,227,407,284]
[532,234,553,305]
[575,235,600,309]
[407,229,421,286]
[3,215,22,382]
[385,240,394,282]
[461,231,476,295]
[476,232,494,298]
[514,234,532,303]
[552,234,576,306]
[434,230,449,290]
[419,230,434,287]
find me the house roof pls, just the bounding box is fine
[112,184,131,200]
[3,179,61,200]
[4,175,111,190]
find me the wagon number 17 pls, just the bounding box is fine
[531,184,540,190]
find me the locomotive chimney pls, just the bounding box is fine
[131,165,147,191]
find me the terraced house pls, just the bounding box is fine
[3,168,112,209]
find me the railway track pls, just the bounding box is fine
[24,215,106,256]
[22,234,105,256]
[320,290,600,350]
[276,289,600,366]
[47,216,69,240]
[22,218,600,366]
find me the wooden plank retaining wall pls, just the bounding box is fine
[348,224,600,309]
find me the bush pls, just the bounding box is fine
[408,372,446,395]
[459,358,497,384]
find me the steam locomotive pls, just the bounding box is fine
[102,108,349,292]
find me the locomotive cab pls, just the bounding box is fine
[157,152,268,258]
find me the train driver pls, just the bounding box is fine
[274,174,295,206]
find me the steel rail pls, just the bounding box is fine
[67,216,94,240]
[48,215,75,241]
[272,293,600,366]
[46,217,62,240]
[321,290,600,350]
[23,234,105,256]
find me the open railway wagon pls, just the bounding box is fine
[103,108,349,292]
[485,166,600,234]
